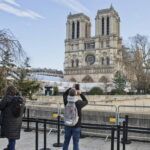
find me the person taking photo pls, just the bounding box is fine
[63,84,88,150]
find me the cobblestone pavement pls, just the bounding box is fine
[1,130,150,150]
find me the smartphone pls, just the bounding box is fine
[75,84,80,90]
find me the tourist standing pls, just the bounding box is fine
[0,86,25,150]
[63,84,88,150]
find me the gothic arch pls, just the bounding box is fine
[102,17,105,35]
[101,57,104,65]
[77,21,80,38]
[99,76,108,83]
[107,16,110,35]
[82,75,94,83]
[76,59,79,67]
[70,78,76,82]
[72,22,75,39]
[71,60,74,67]
[106,57,110,65]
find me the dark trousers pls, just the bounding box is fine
[63,126,80,150]
[8,139,16,150]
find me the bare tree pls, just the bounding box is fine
[0,29,25,63]
[123,34,150,93]
[0,29,26,97]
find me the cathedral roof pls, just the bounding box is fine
[97,5,119,16]
[67,13,90,21]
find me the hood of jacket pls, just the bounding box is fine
[67,96,77,102]
[3,95,25,104]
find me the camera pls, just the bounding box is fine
[75,84,80,90]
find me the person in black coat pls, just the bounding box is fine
[63,85,88,150]
[0,86,25,150]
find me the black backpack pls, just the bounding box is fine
[11,97,23,118]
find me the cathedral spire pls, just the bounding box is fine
[110,4,114,9]
[69,12,72,16]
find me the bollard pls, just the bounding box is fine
[24,109,32,132]
[124,115,131,144]
[117,125,120,150]
[40,120,51,150]
[35,121,39,150]
[53,115,63,147]
[111,127,115,150]
[122,121,126,150]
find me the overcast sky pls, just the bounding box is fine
[0,0,150,70]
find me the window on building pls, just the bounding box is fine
[101,57,104,65]
[76,59,79,67]
[106,57,110,65]
[102,17,105,35]
[85,42,95,50]
[90,42,95,49]
[107,17,110,35]
[77,21,80,38]
[71,60,74,67]
[72,22,75,39]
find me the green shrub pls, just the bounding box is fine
[53,86,59,95]
[88,87,103,95]
[110,89,126,95]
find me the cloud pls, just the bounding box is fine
[52,0,90,14]
[0,3,44,19]
[3,0,20,7]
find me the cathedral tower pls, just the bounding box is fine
[95,5,120,37]
[66,13,91,40]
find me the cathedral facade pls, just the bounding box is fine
[64,6,124,83]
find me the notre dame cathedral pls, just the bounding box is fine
[64,5,124,83]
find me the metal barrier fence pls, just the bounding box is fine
[59,103,118,124]
[23,112,150,150]
[82,104,117,123]
[118,105,150,140]
[24,101,64,147]
[25,101,59,123]
[24,101,119,150]
[23,117,117,150]
[25,101,150,132]
[83,104,117,138]
[22,101,150,150]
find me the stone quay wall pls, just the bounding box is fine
[34,95,150,106]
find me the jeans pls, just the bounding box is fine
[63,126,80,150]
[8,139,16,150]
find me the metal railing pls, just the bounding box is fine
[22,100,150,150]
[23,116,117,150]
[118,105,150,140]
[23,110,150,150]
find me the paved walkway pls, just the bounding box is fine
[1,130,150,150]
